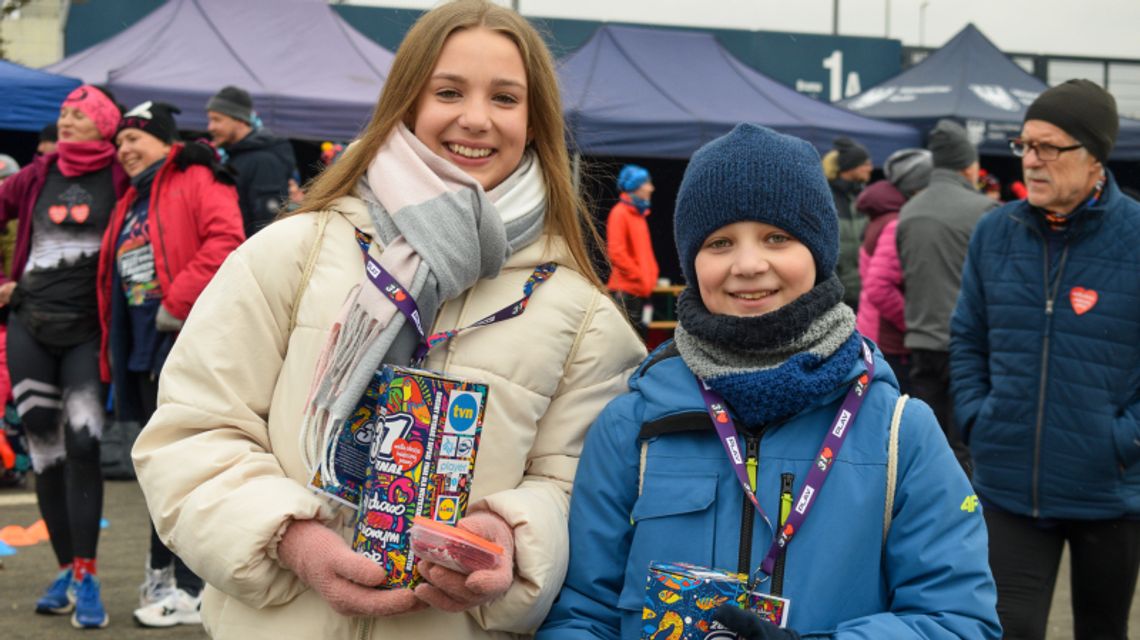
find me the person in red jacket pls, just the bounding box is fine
[99,101,244,628]
[606,164,659,337]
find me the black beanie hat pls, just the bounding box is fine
[206,85,253,124]
[1024,79,1118,163]
[118,101,181,144]
[833,137,871,172]
[927,119,978,170]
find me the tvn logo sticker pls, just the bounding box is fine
[832,410,852,437]
[725,436,743,465]
[366,261,381,279]
[794,485,815,514]
[444,390,482,435]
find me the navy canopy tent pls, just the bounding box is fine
[559,25,920,162]
[839,24,1140,161]
[46,0,394,140]
[0,60,80,132]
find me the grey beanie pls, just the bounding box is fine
[883,148,933,197]
[0,154,18,179]
[927,119,978,170]
[206,85,253,124]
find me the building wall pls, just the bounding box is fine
[1,0,63,67]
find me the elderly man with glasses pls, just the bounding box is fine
[950,79,1140,640]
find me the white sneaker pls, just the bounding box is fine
[132,588,202,627]
[138,564,176,607]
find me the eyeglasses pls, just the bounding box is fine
[1009,138,1083,161]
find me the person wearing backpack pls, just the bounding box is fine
[540,124,1000,640]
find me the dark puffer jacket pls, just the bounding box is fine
[950,173,1140,520]
[224,129,296,237]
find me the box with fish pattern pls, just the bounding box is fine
[642,561,789,639]
[351,366,489,589]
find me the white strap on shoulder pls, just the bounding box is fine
[290,211,331,332]
[884,394,908,542]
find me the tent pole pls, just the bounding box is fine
[572,152,582,194]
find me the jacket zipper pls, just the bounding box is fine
[148,171,174,283]
[1031,240,1070,517]
[355,616,373,640]
[736,433,760,575]
[770,472,794,597]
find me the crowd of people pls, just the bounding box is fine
[0,1,1138,639]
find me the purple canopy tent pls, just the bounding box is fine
[559,25,921,162]
[46,0,394,140]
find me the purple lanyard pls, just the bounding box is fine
[698,340,874,576]
[354,228,556,362]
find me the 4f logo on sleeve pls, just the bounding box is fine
[960,495,980,513]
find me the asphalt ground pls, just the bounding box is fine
[2,478,1139,639]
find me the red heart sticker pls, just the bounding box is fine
[1070,287,1098,315]
[391,439,424,470]
[70,204,90,223]
[49,205,67,224]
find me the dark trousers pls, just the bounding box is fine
[908,348,971,475]
[7,313,105,565]
[884,352,912,397]
[131,372,203,597]
[985,507,1140,639]
[612,292,649,340]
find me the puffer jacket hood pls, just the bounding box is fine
[228,128,293,161]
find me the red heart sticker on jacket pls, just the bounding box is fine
[1070,287,1098,315]
[70,204,90,223]
[391,439,424,470]
[48,205,68,224]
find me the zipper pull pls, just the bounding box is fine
[1045,299,1054,315]
[779,473,794,526]
[745,435,759,494]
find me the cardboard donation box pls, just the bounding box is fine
[642,561,789,639]
[351,366,489,588]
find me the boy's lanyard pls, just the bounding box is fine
[697,340,874,576]
[353,228,556,362]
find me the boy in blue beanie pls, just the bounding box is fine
[607,164,659,337]
[540,124,1000,640]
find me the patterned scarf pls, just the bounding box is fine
[299,123,546,473]
[674,274,863,428]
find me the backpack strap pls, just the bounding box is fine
[884,394,908,543]
[290,210,331,332]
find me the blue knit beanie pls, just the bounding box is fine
[674,123,839,287]
[617,164,651,193]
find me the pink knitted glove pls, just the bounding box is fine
[276,519,426,617]
[413,510,515,612]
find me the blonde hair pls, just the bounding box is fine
[296,0,603,287]
[821,149,840,181]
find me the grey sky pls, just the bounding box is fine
[346,0,1140,61]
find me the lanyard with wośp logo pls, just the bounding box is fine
[697,339,874,576]
[353,228,556,362]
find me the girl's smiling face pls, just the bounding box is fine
[695,221,816,317]
[412,26,530,191]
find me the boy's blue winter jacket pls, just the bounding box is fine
[950,174,1140,520]
[539,342,1000,639]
